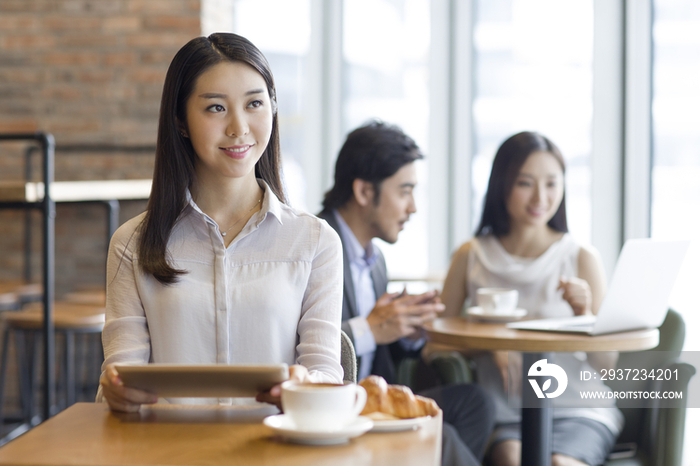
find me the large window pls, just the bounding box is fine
[651,0,700,242]
[230,0,312,210]
[651,0,700,349]
[652,2,700,462]
[472,0,594,244]
[227,0,432,280]
[342,0,431,279]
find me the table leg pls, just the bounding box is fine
[104,200,120,245]
[65,330,76,407]
[521,351,553,466]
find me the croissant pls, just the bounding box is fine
[359,375,440,419]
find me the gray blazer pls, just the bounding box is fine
[319,208,413,383]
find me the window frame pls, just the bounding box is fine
[229,0,655,278]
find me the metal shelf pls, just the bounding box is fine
[0,132,56,422]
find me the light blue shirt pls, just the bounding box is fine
[333,210,378,379]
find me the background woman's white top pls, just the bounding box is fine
[466,234,624,435]
[96,181,344,404]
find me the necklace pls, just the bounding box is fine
[220,198,261,237]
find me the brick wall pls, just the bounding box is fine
[0,0,202,294]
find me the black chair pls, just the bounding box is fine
[340,330,357,383]
[396,350,474,391]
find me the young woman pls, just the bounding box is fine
[440,132,621,466]
[97,33,343,412]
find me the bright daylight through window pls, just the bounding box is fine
[472,0,593,244]
[343,0,430,280]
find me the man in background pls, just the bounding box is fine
[319,120,495,466]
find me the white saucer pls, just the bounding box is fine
[370,415,431,433]
[263,414,374,445]
[467,306,527,323]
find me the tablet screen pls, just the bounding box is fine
[116,363,289,398]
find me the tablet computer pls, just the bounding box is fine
[115,363,289,398]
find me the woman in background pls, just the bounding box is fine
[440,132,621,466]
[97,33,343,412]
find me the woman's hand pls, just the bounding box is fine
[99,364,158,413]
[255,364,310,410]
[558,277,593,316]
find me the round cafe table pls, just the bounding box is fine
[423,317,659,466]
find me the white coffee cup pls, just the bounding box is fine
[281,381,367,431]
[476,288,519,314]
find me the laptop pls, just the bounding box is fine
[506,239,689,335]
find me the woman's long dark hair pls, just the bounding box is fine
[139,33,285,284]
[475,131,568,237]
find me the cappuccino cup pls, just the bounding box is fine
[281,381,367,431]
[476,288,519,314]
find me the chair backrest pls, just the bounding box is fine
[340,329,357,383]
[608,308,685,446]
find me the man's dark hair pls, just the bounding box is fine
[323,120,423,209]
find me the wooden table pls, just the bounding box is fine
[424,317,659,352]
[0,403,442,466]
[424,317,659,466]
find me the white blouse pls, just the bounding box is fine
[97,181,344,404]
[467,234,624,435]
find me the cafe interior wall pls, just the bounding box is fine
[0,0,201,296]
